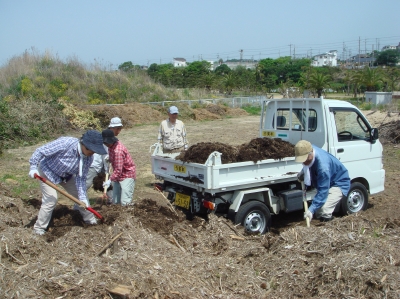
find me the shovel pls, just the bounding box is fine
[301,181,311,227]
[103,162,111,197]
[34,173,104,222]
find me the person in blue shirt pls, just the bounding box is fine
[28,130,107,235]
[294,140,350,222]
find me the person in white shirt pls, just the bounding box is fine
[157,106,188,153]
[86,117,124,198]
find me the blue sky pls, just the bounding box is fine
[1,0,399,69]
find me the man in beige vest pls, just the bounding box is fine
[157,106,188,153]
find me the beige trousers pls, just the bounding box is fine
[314,186,343,219]
[163,146,184,153]
[34,167,96,231]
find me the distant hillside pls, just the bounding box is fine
[0,51,245,152]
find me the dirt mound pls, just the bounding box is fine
[379,120,400,143]
[192,108,222,120]
[84,102,249,128]
[85,102,164,128]
[176,142,238,164]
[237,138,295,163]
[176,138,295,164]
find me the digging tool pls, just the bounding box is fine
[34,173,104,222]
[301,181,311,227]
[103,162,111,200]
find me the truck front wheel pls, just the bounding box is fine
[340,182,368,215]
[235,201,271,234]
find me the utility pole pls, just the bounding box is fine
[240,49,243,63]
[358,36,361,67]
[364,38,367,55]
[289,44,292,59]
[293,45,296,59]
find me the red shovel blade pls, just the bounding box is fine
[87,207,104,221]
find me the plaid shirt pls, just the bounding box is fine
[108,141,136,181]
[157,119,188,150]
[29,137,93,202]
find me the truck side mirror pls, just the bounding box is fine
[370,128,379,144]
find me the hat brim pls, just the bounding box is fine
[108,124,123,128]
[103,136,118,145]
[87,143,107,155]
[295,154,308,163]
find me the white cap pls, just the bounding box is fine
[168,106,179,114]
[109,117,123,128]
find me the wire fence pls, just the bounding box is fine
[143,96,268,108]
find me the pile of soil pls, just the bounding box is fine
[379,120,400,144]
[176,138,295,164]
[176,142,238,164]
[84,102,248,129]
[237,138,295,163]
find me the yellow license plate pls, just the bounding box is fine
[175,192,190,209]
[262,130,276,137]
[174,164,186,173]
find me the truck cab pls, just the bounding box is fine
[261,97,385,214]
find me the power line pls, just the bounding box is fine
[135,35,400,66]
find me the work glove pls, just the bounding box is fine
[103,179,111,189]
[184,145,188,151]
[81,199,90,208]
[104,155,109,163]
[297,170,304,182]
[29,169,40,179]
[304,210,313,221]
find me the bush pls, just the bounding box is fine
[242,105,261,115]
[0,98,69,150]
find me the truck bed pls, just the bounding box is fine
[151,150,300,194]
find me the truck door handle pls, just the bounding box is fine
[337,148,344,153]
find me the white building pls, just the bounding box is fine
[311,50,338,67]
[173,58,187,67]
[381,45,397,51]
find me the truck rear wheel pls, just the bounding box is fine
[340,182,368,215]
[235,201,271,234]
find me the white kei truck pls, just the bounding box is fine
[150,97,385,234]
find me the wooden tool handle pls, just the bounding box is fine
[301,181,311,228]
[34,173,86,208]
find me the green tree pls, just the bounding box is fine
[118,61,134,72]
[201,73,215,91]
[361,67,383,91]
[222,73,236,95]
[308,70,332,97]
[214,63,231,76]
[383,67,400,91]
[375,49,400,66]
[185,61,211,87]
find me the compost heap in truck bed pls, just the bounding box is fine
[176,137,295,164]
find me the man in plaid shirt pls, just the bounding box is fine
[102,129,136,206]
[28,130,107,235]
